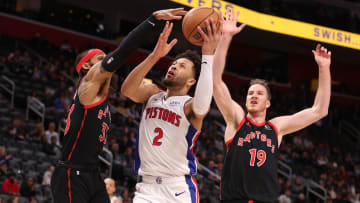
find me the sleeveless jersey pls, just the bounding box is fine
[135,91,200,177]
[61,92,111,165]
[221,116,279,202]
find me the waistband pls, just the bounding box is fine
[57,160,98,172]
[137,175,187,185]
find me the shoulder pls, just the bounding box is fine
[267,120,279,135]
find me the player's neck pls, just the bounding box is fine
[247,111,266,124]
[165,87,188,99]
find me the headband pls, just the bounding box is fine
[76,49,105,73]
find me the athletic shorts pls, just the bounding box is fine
[51,165,110,203]
[133,175,199,203]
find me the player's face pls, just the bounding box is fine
[162,58,195,88]
[83,53,106,70]
[104,178,116,195]
[245,84,270,113]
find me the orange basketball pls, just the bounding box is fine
[182,6,220,46]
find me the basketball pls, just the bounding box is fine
[182,6,221,46]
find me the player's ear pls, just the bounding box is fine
[187,78,196,87]
[82,62,91,70]
[266,100,271,109]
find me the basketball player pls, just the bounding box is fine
[50,8,188,203]
[213,10,331,202]
[121,19,221,202]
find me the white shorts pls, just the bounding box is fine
[133,175,199,203]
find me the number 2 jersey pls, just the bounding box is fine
[136,91,200,177]
[221,116,279,202]
[61,92,111,165]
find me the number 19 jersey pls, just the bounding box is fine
[221,116,279,202]
[136,91,200,177]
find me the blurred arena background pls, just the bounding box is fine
[0,0,360,202]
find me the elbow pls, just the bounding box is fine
[193,107,209,116]
[193,107,210,117]
[314,107,328,119]
[320,109,328,118]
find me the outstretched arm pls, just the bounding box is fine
[85,8,187,83]
[121,21,178,103]
[270,44,331,143]
[184,19,221,130]
[213,10,247,129]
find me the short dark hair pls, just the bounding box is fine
[75,49,92,78]
[174,50,201,81]
[249,79,271,100]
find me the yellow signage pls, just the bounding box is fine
[170,0,360,50]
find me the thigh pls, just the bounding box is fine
[68,170,91,203]
[90,189,110,203]
[134,183,162,203]
[51,167,69,203]
[52,167,90,203]
[90,174,110,203]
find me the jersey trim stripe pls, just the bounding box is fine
[182,97,193,124]
[267,121,279,139]
[185,125,199,174]
[225,116,246,148]
[246,116,266,126]
[237,116,246,131]
[67,168,72,203]
[67,109,88,161]
[192,175,199,203]
[185,175,199,203]
[134,130,140,175]
[83,94,108,109]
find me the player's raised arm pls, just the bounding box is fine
[85,8,187,84]
[270,44,331,141]
[213,9,246,128]
[184,18,220,130]
[121,21,178,103]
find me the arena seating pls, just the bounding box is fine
[0,32,359,202]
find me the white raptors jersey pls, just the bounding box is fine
[135,91,200,177]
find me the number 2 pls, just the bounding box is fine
[153,128,163,146]
[249,148,267,167]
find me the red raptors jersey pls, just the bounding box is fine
[61,92,111,165]
[221,116,279,202]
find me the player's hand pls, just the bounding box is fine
[221,9,246,37]
[152,21,178,59]
[153,8,187,20]
[312,44,331,68]
[197,19,221,55]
